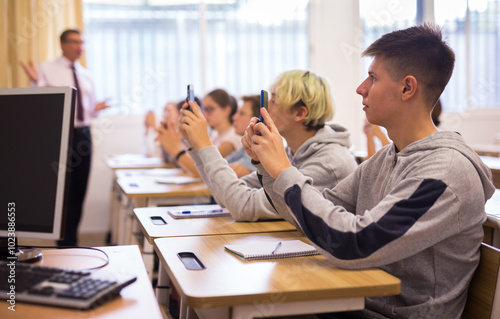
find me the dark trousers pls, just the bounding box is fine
[57,127,92,247]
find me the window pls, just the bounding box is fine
[435,0,500,112]
[360,0,500,112]
[83,0,309,115]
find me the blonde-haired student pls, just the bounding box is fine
[178,69,357,222]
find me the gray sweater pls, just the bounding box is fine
[188,124,358,222]
[259,131,495,318]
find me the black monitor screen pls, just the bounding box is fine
[0,87,74,239]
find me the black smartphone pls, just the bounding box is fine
[187,84,195,111]
[260,90,268,125]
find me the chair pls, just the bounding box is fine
[462,243,500,319]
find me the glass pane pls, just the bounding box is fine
[83,0,308,115]
[435,0,468,113]
[436,0,500,111]
[468,0,500,109]
[203,0,309,94]
[359,0,417,82]
[84,2,202,115]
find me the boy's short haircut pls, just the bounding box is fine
[362,24,455,109]
[271,70,334,131]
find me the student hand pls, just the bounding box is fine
[95,100,111,111]
[241,117,260,162]
[19,60,38,83]
[178,101,212,151]
[249,108,292,179]
[371,124,385,139]
[156,114,183,156]
[144,110,157,134]
[363,119,373,137]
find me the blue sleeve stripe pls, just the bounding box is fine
[284,179,447,260]
[258,173,277,211]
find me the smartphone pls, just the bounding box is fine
[260,90,268,125]
[186,84,195,111]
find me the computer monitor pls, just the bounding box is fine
[0,86,75,262]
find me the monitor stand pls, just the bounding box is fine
[0,237,43,263]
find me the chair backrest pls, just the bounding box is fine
[462,243,500,319]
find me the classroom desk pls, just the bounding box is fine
[133,205,296,289]
[1,245,162,319]
[104,154,167,170]
[154,232,401,319]
[471,144,500,157]
[484,189,500,247]
[104,154,172,245]
[480,155,500,189]
[115,173,212,246]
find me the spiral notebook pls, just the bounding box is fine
[224,240,319,261]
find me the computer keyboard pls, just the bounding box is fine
[0,261,137,310]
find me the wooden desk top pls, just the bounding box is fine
[134,206,297,244]
[1,245,162,319]
[154,232,400,309]
[481,155,500,170]
[117,175,211,198]
[481,156,500,189]
[104,154,167,170]
[485,189,500,228]
[471,144,500,157]
[114,168,184,179]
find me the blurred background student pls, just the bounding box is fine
[156,88,252,177]
[142,100,181,160]
[223,94,261,177]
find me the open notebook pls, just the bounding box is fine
[224,240,319,261]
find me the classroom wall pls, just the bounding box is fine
[79,0,500,234]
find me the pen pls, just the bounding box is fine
[271,242,282,255]
[181,209,224,214]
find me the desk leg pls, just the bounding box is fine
[179,297,188,319]
[126,197,146,245]
[117,194,132,245]
[142,237,155,282]
[109,178,120,245]
[181,301,204,319]
[156,259,171,308]
[194,307,229,319]
[186,306,200,319]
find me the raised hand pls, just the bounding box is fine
[19,60,39,83]
[178,101,212,151]
[248,108,291,179]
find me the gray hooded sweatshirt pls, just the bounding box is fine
[258,131,495,318]
[188,124,358,222]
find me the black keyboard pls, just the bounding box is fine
[0,261,137,310]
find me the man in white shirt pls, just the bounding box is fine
[20,29,109,246]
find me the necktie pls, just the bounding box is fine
[71,64,84,122]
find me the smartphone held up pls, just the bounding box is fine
[186,84,195,111]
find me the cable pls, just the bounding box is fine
[17,245,110,271]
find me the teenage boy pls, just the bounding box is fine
[244,24,495,318]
